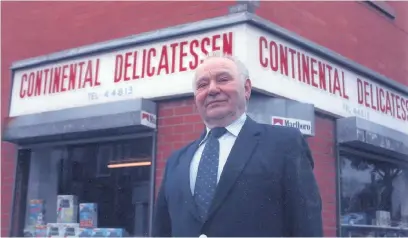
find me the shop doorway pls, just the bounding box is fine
[16,136,154,237]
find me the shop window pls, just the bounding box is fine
[21,137,153,237]
[339,153,408,236]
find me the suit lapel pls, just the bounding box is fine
[179,130,206,222]
[206,117,262,220]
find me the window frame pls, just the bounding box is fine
[337,145,408,237]
[9,132,157,237]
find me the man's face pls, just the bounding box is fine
[193,57,251,127]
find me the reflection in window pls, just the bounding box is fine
[340,155,408,237]
[23,138,152,237]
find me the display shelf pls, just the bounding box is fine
[341,224,408,237]
[342,224,408,231]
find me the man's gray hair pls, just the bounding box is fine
[193,51,250,88]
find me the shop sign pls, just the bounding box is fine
[140,111,157,129]
[272,116,313,136]
[9,24,408,135]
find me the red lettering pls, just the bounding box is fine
[52,67,61,94]
[157,47,169,75]
[369,83,376,110]
[311,58,318,88]
[68,65,77,90]
[396,95,402,120]
[269,41,279,72]
[357,78,364,105]
[189,40,199,70]
[19,74,27,98]
[61,65,68,92]
[363,81,370,108]
[301,54,310,85]
[35,71,42,96]
[402,99,407,121]
[332,69,342,97]
[279,45,288,76]
[379,88,386,112]
[114,55,123,83]
[146,48,156,77]
[221,32,233,55]
[341,71,349,99]
[211,34,221,52]
[111,32,234,82]
[318,62,326,91]
[124,52,132,81]
[257,35,354,99]
[179,41,188,72]
[27,73,35,97]
[201,37,210,56]
[289,48,296,79]
[259,37,268,68]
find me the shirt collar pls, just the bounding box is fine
[200,113,247,144]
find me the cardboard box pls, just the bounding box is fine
[27,199,46,226]
[57,195,78,223]
[78,228,93,237]
[47,223,79,237]
[62,223,80,238]
[23,227,34,237]
[91,228,128,237]
[46,223,62,237]
[79,203,98,228]
[34,225,47,237]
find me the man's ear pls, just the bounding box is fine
[244,78,252,101]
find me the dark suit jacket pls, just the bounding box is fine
[153,117,323,237]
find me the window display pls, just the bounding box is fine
[22,138,152,237]
[339,154,408,237]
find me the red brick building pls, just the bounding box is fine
[2,1,408,237]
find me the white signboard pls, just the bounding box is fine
[272,116,313,136]
[9,25,247,117]
[140,111,157,129]
[9,24,408,135]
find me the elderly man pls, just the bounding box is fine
[153,52,323,237]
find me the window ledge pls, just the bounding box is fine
[365,1,396,19]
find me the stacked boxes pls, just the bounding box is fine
[24,199,46,237]
[91,228,128,237]
[25,195,128,237]
[46,195,80,237]
[34,225,47,237]
[27,199,46,226]
[57,195,78,223]
[46,223,80,237]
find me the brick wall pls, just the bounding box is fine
[155,98,337,236]
[0,143,15,235]
[155,98,203,191]
[307,114,337,237]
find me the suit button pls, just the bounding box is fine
[199,234,207,238]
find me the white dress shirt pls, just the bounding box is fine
[190,113,247,194]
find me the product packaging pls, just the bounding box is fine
[91,228,128,237]
[46,223,62,237]
[46,223,79,237]
[56,195,78,223]
[34,225,47,237]
[61,223,80,237]
[78,228,93,237]
[79,203,98,228]
[23,227,35,237]
[27,199,46,226]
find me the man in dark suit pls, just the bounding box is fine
[153,52,323,237]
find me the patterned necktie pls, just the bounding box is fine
[194,127,227,220]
